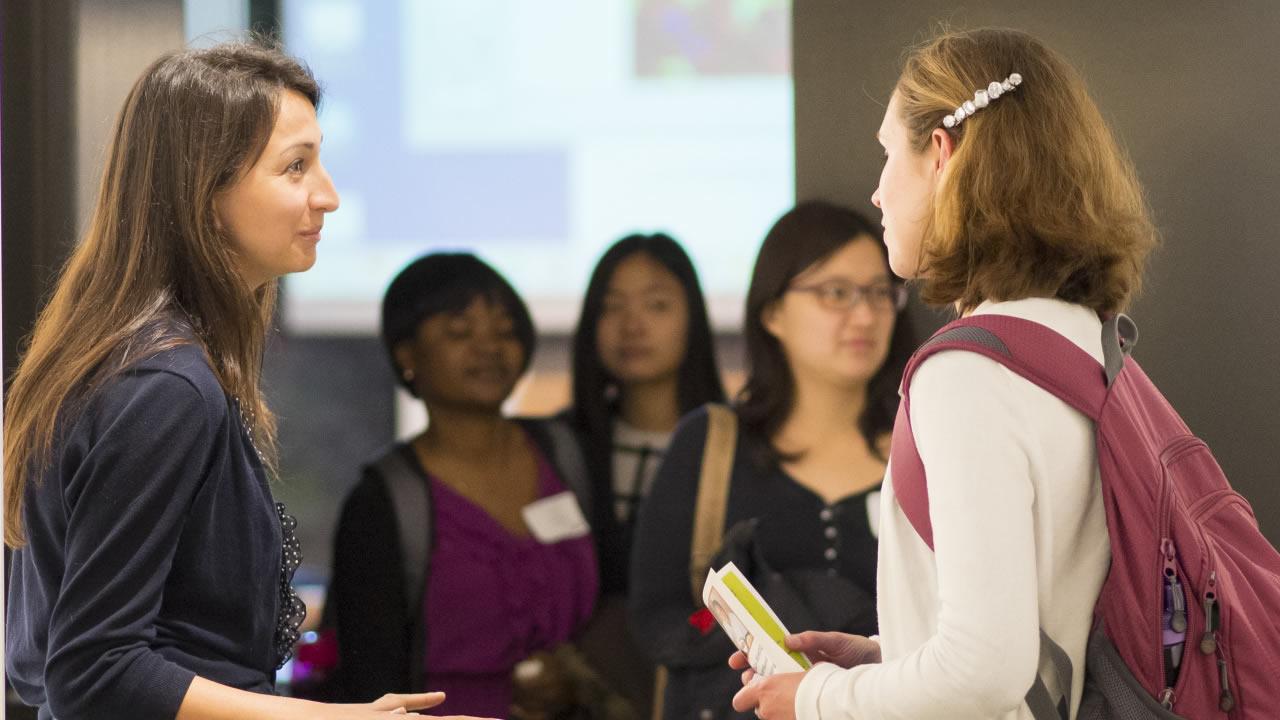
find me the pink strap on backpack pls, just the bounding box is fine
[890,314,1129,550]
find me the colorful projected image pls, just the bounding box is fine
[636,0,790,77]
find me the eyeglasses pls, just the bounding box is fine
[788,280,909,313]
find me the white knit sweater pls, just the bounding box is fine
[795,297,1112,719]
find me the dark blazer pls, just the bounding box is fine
[7,343,283,720]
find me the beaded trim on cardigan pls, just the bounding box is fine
[234,397,307,668]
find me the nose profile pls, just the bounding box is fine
[312,162,341,213]
[871,188,882,209]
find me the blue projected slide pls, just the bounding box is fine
[282,0,793,333]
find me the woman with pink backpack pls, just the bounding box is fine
[731,26,1280,720]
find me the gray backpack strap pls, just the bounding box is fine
[1101,313,1139,388]
[542,417,593,517]
[1026,629,1073,720]
[374,449,432,615]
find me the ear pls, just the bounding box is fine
[392,342,416,381]
[761,300,785,340]
[211,195,225,232]
[929,127,955,175]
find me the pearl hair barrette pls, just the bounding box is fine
[942,72,1022,129]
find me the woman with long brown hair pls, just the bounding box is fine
[4,41,490,720]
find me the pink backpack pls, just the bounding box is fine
[890,313,1280,719]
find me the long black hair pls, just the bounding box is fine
[571,233,726,443]
[737,201,916,461]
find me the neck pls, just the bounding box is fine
[778,373,868,448]
[618,376,681,433]
[419,403,512,456]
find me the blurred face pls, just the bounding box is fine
[595,253,690,388]
[871,91,940,279]
[395,296,526,412]
[216,90,340,289]
[763,236,898,390]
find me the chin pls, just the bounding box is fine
[615,366,676,387]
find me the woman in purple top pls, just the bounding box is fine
[329,253,599,717]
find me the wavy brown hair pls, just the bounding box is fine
[4,40,319,547]
[897,27,1158,314]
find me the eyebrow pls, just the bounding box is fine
[812,273,893,284]
[279,141,317,155]
[607,281,678,295]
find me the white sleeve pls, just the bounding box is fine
[796,351,1042,719]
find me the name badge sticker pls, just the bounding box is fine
[522,491,590,544]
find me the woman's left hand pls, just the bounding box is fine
[731,672,803,720]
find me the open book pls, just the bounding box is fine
[701,562,812,676]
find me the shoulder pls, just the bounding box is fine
[910,298,1104,412]
[663,402,752,468]
[87,343,227,433]
[340,447,406,519]
[667,404,715,453]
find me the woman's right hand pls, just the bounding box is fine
[324,691,499,719]
[178,680,500,720]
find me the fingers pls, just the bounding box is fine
[785,630,838,651]
[741,667,756,687]
[732,677,763,713]
[728,650,750,670]
[370,692,445,711]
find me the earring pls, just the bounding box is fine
[402,368,416,383]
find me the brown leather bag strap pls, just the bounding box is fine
[654,404,739,720]
[688,403,738,603]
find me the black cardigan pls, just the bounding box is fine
[6,344,284,720]
[327,418,590,702]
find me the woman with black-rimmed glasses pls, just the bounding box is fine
[628,201,917,719]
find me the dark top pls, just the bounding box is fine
[6,344,285,720]
[328,420,596,704]
[628,406,880,719]
[556,410,660,718]
[559,410,631,595]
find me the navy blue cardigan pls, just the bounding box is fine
[7,344,285,719]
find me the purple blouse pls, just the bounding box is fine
[422,443,598,718]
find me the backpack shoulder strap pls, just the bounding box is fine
[688,403,738,603]
[532,416,594,517]
[373,447,433,615]
[895,313,1134,551]
[901,313,1137,421]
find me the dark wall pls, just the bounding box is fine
[262,334,395,577]
[793,1,1280,543]
[2,0,78,386]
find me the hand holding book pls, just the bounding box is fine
[700,562,811,676]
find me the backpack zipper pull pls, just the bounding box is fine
[1200,571,1219,655]
[1163,541,1187,633]
[1158,687,1174,710]
[1218,657,1235,712]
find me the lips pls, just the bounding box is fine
[617,346,653,358]
[464,366,511,382]
[299,227,323,241]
